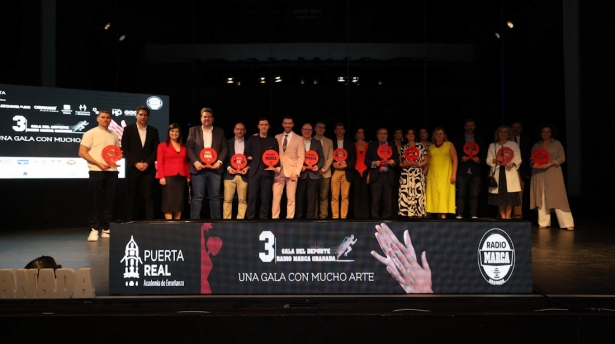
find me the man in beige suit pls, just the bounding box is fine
[314,121,334,219]
[272,116,305,219]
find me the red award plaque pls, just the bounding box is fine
[333,148,348,163]
[463,141,479,158]
[497,146,514,165]
[102,145,122,167]
[377,144,393,170]
[304,150,319,168]
[403,146,420,162]
[200,148,218,168]
[262,149,280,170]
[231,153,247,171]
[532,148,550,166]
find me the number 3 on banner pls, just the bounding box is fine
[259,231,275,262]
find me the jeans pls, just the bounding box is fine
[190,169,222,219]
[456,174,480,217]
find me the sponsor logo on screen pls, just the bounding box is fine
[112,108,122,116]
[478,228,515,286]
[120,235,143,286]
[61,104,72,115]
[146,96,163,110]
[17,160,29,165]
[34,105,58,112]
[124,110,137,116]
[119,234,187,288]
[259,231,358,263]
[75,104,91,116]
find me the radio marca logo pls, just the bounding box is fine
[477,228,515,286]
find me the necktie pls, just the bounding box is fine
[283,134,288,152]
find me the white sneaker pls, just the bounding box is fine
[101,229,110,238]
[88,229,99,242]
[471,216,478,219]
[455,215,463,219]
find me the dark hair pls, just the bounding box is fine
[98,110,111,116]
[464,118,476,125]
[201,107,213,115]
[165,123,183,145]
[136,105,149,116]
[537,123,558,139]
[335,122,345,130]
[282,116,294,122]
[257,117,269,124]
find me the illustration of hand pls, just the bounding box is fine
[109,119,127,146]
[371,223,433,293]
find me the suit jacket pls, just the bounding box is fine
[365,140,399,184]
[224,137,249,182]
[244,135,280,178]
[186,126,228,175]
[299,138,324,180]
[514,134,532,179]
[453,134,486,177]
[121,124,160,174]
[332,138,357,182]
[316,136,334,178]
[275,132,305,178]
[155,142,189,179]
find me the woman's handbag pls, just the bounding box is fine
[488,144,498,188]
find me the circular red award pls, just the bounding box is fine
[304,150,319,168]
[200,148,218,168]
[497,146,514,165]
[532,148,550,166]
[403,147,420,162]
[377,144,393,160]
[262,149,280,170]
[463,141,479,158]
[102,145,122,166]
[377,144,393,171]
[231,153,247,170]
[333,148,348,163]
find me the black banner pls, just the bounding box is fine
[109,221,532,295]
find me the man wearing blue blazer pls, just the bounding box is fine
[186,107,228,219]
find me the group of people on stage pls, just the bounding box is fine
[79,107,575,241]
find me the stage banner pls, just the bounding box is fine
[109,221,532,295]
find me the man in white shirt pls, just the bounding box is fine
[223,122,249,219]
[79,110,120,242]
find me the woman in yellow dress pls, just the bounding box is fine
[426,127,458,219]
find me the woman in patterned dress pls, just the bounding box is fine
[398,128,430,218]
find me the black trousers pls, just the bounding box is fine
[88,171,118,230]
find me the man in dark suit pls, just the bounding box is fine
[245,118,279,219]
[331,122,357,219]
[452,118,485,219]
[121,105,160,221]
[511,120,532,219]
[365,128,399,219]
[223,122,249,219]
[186,107,228,219]
[295,123,325,219]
